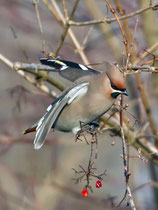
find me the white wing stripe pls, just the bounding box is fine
[60,66,68,71]
[47,104,53,112]
[79,64,88,70]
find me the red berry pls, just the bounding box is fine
[96,180,102,188]
[81,189,88,197]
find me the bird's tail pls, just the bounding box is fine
[22,125,37,135]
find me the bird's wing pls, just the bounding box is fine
[40,58,100,82]
[34,82,89,149]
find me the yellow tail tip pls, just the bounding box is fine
[21,130,26,135]
[21,126,37,135]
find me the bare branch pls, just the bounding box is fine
[33,0,46,51]
[69,3,158,26]
[52,0,80,57]
[0,54,60,98]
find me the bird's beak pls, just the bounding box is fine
[122,89,128,96]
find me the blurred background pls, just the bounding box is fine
[0,0,158,209]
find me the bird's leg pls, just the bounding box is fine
[75,121,89,144]
[75,121,100,144]
[87,121,100,135]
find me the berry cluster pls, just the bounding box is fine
[81,180,102,197]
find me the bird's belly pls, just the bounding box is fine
[54,108,90,132]
[54,100,114,133]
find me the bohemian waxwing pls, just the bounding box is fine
[23,60,128,149]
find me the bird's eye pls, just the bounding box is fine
[110,81,117,90]
[110,81,126,92]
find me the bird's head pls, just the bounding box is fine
[105,62,128,98]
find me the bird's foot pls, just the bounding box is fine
[75,121,100,144]
[75,130,89,145]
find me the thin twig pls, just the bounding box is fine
[42,0,61,22]
[132,180,158,193]
[53,0,80,57]
[69,3,158,26]
[62,0,69,20]
[105,0,129,55]
[130,19,139,53]
[33,0,46,51]
[114,0,137,62]
[119,95,136,209]
[135,42,158,65]
[127,64,158,73]
[10,26,29,60]
[51,0,90,65]
[75,26,93,53]
[134,53,158,147]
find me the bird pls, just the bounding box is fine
[23,59,128,150]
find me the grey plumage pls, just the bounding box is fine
[34,83,89,149]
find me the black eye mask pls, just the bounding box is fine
[110,81,126,92]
